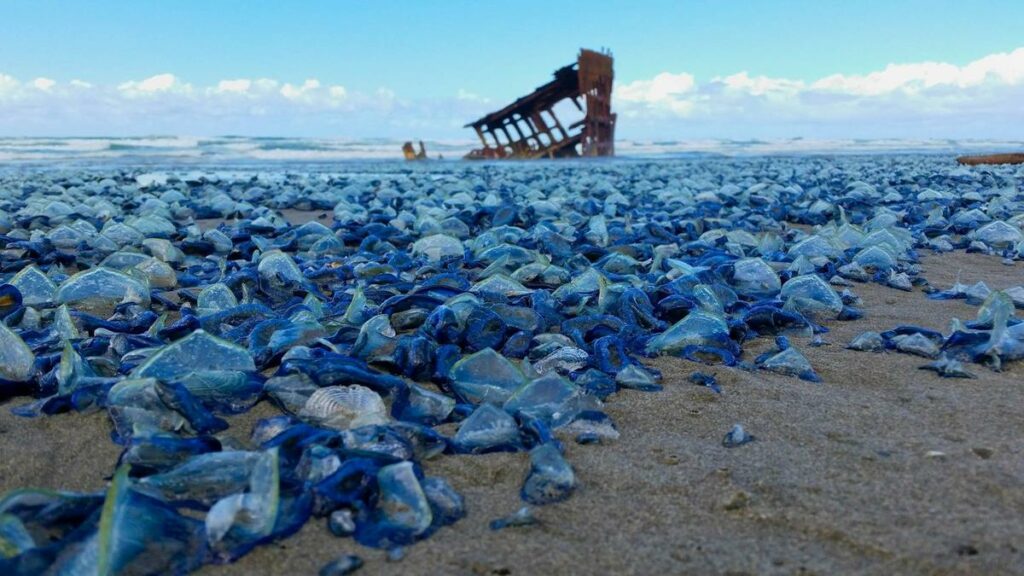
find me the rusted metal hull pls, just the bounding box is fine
[402,141,428,161]
[956,153,1024,166]
[464,49,616,160]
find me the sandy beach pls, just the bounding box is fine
[5,3,1024,573]
[3,240,1021,576]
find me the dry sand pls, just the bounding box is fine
[2,246,1023,575]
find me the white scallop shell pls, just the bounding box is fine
[300,385,387,429]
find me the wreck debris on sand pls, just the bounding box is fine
[402,141,428,161]
[956,153,1024,166]
[464,49,616,160]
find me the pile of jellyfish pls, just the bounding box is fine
[1,156,1023,573]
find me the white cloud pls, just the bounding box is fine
[0,74,19,96]
[718,72,803,96]
[215,79,252,94]
[31,78,56,91]
[118,73,191,97]
[456,88,487,102]
[253,79,279,91]
[617,72,697,117]
[0,47,1022,138]
[328,85,347,100]
[280,79,320,100]
[812,47,1024,95]
[0,71,429,136]
[618,72,696,104]
[613,46,1024,138]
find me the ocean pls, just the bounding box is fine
[0,136,1022,168]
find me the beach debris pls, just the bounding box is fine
[0,155,1022,572]
[920,356,976,378]
[401,141,428,161]
[722,490,752,511]
[689,371,721,393]
[320,554,363,576]
[956,153,1024,166]
[972,447,993,459]
[328,509,357,537]
[928,272,970,300]
[490,507,539,531]
[722,424,755,448]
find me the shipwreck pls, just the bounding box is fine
[463,48,616,160]
[956,153,1024,166]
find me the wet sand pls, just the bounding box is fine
[2,247,1023,575]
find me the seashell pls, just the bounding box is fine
[300,385,387,430]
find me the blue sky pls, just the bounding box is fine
[1,1,1023,139]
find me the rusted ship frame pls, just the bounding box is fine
[956,153,1024,166]
[464,49,616,160]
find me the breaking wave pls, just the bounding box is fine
[0,136,1021,166]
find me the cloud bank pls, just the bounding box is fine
[1,47,1022,138]
[616,47,1024,139]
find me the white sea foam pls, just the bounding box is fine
[0,136,1020,166]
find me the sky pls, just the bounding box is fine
[1,0,1023,140]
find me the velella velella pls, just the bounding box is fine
[521,443,576,505]
[452,404,521,454]
[489,506,539,531]
[55,267,151,316]
[757,345,821,382]
[2,156,1024,573]
[319,554,363,576]
[0,322,35,385]
[920,356,976,378]
[779,274,843,321]
[847,331,885,352]
[722,424,755,448]
[447,348,527,405]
